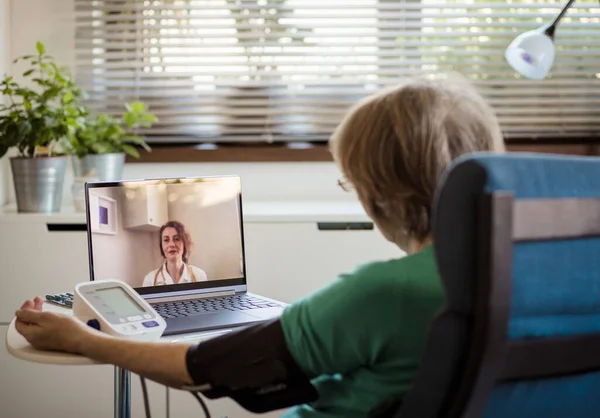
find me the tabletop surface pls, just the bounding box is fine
[5,304,102,365]
[6,303,233,365]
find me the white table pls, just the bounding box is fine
[5,303,232,418]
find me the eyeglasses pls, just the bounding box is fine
[337,178,354,192]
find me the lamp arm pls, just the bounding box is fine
[544,0,576,38]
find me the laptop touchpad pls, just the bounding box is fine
[164,311,259,335]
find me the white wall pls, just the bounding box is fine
[90,187,157,286]
[167,182,244,280]
[10,0,74,80]
[0,0,10,206]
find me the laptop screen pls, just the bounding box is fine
[85,176,246,295]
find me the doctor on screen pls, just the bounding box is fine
[142,220,208,287]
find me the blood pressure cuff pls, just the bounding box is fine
[185,318,318,413]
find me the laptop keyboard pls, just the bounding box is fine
[152,294,281,319]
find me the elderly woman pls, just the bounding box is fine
[15,76,504,417]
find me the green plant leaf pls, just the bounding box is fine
[121,143,140,159]
[124,135,152,151]
[140,114,158,124]
[32,78,48,87]
[62,91,73,104]
[36,41,46,55]
[3,124,20,148]
[124,112,137,128]
[129,101,146,114]
[41,86,61,101]
[19,121,32,136]
[0,143,9,159]
[0,42,100,158]
[91,142,110,154]
[106,123,123,138]
[43,115,57,128]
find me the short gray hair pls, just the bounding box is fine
[330,76,505,245]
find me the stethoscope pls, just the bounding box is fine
[153,262,198,286]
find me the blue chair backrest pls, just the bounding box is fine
[396,152,600,418]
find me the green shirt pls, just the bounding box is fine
[280,245,443,417]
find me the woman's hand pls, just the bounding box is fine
[15,297,194,389]
[14,297,95,354]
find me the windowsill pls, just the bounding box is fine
[125,140,600,163]
[0,200,371,223]
[126,142,334,163]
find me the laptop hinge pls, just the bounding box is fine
[146,290,236,304]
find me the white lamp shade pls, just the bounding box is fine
[505,28,556,80]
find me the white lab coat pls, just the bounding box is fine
[142,263,208,287]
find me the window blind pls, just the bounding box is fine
[74,0,600,144]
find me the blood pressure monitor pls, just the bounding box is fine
[73,280,166,341]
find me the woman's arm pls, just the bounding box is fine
[79,333,194,388]
[15,298,194,389]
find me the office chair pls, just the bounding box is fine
[384,152,600,418]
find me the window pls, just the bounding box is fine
[74,0,600,146]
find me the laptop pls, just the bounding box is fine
[84,175,286,336]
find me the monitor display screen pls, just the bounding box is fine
[86,177,246,294]
[96,287,145,317]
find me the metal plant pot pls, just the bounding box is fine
[72,153,125,181]
[10,156,68,213]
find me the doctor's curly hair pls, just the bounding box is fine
[158,220,194,263]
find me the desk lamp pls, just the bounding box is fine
[505,0,575,79]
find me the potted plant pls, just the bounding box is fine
[66,101,157,181]
[0,42,86,213]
